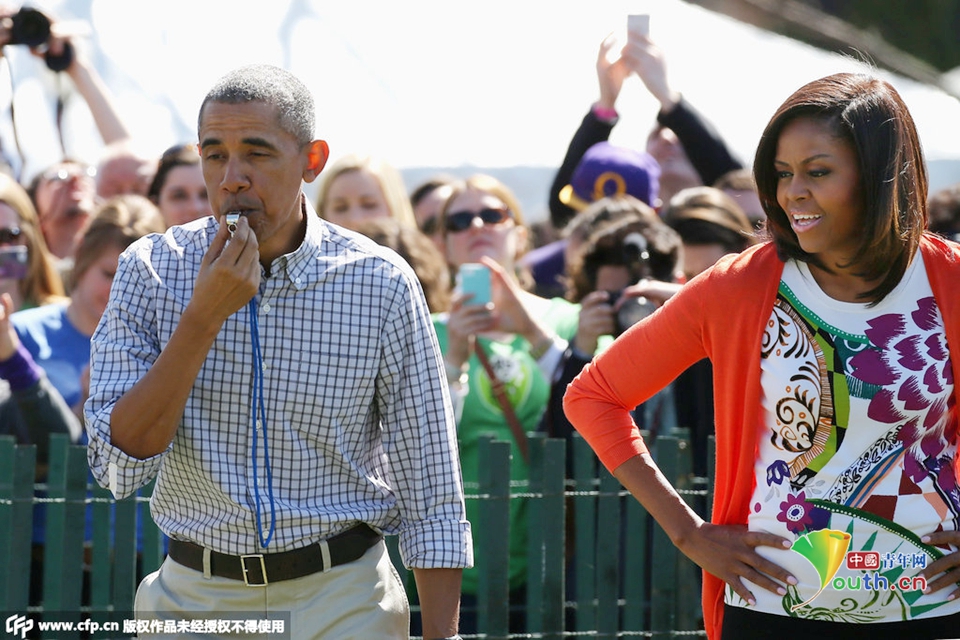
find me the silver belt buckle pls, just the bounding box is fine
[240,554,268,586]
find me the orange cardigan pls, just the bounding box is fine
[563,235,960,639]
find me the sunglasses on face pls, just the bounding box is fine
[0,226,22,244]
[444,207,512,233]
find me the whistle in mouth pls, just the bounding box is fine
[226,212,241,236]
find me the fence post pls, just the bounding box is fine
[621,476,649,632]
[112,487,139,613]
[89,482,113,614]
[524,434,565,639]
[673,431,703,634]
[572,434,597,635]
[649,434,680,638]
[41,435,87,637]
[476,436,511,640]
[541,437,567,638]
[0,437,35,613]
[525,433,545,636]
[595,468,621,640]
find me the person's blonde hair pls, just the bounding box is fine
[0,173,65,307]
[71,195,166,289]
[315,154,416,228]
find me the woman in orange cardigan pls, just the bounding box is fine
[564,72,960,640]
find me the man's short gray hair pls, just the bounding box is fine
[198,64,315,146]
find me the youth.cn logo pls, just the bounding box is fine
[5,614,34,639]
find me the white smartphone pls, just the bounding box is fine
[457,263,491,306]
[628,14,650,37]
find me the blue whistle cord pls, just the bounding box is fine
[249,297,276,548]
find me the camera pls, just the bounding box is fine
[607,290,658,336]
[8,7,50,47]
[4,8,73,71]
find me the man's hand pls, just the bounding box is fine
[108,215,261,459]
[188,214,261,328]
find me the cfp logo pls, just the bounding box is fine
[5,615,33,639]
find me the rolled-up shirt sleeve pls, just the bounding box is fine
[377,265,473,570]
[85,238,172,498]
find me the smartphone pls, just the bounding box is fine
[628,14,650,37]
[457,263,491,306]
[0,245,28,280]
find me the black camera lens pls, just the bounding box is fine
[44,40,73,71]
[8,8,51,48]
[615,295,657,336]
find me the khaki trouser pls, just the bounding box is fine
[134,540,409,639]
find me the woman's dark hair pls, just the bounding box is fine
[661,186,755,254]
[147,143,201,203]
[409,174,458,209]
[753,72,927,303]
[566,214,682,303]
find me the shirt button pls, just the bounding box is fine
[262,303,271,313]
[295,277,302,285]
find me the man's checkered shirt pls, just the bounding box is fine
[85,203,472,569]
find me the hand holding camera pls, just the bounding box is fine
[0,7,74,71]
[574,287,658,356]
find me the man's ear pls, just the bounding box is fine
[303,140,329,183]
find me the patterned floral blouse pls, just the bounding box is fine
[738,255,960,623]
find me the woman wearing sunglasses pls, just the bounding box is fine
[432,174,581,633]
[0,172,74,446]
[0,173,66,313]
[0,173,72,440]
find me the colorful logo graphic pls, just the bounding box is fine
[789,528,852,611]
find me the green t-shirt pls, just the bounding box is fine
[433,296,580,594]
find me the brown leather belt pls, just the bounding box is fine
[167,524,382,586]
